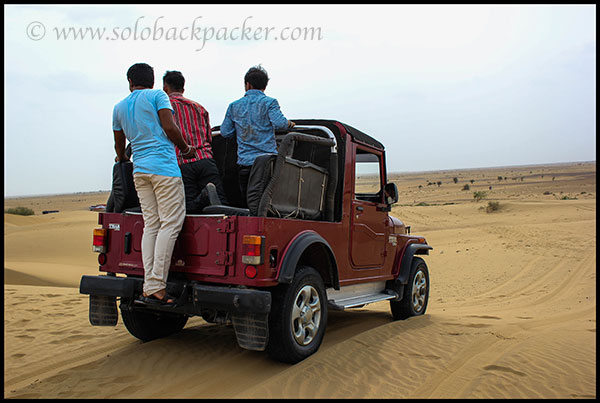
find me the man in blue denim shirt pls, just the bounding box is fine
[221,65,294,204]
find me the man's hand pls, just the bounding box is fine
[181,145,197,159]
[288,120,295,129]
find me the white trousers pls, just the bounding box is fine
[133,172,186,296]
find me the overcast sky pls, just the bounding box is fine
[4,4,596,197]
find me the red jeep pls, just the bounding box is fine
[80,119,432,364]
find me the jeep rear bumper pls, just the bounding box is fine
[80,275,272,351]
[79,275,272,314]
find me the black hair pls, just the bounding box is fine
[163,70,185,92]
[127,63,154,88]
[244,65,269,90]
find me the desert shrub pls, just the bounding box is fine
[462,184,470,191]
[470,179,475,184]
[497,176,503,181]
[561,195,577,200]
[486,201,500,213]
[416,202,429,206]
[436,181,442,187]
[543,191,551,195]
[473,191,487,202]
[5,206,35,216]
[453,177,458,184]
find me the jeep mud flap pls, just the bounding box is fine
[192,285,271,351]
[89,295,118,326]
[80,275,142,326]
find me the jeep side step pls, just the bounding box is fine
[326,282,399,311]
[328,292,398,310]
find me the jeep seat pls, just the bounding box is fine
[203,133,335,220]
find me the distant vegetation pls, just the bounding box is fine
[486,201,501,213]
[473,191,488,202]
[5,206,34,216]
[462,184,470,191]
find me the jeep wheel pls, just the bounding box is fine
[120,300,188,342]
[390,257,429,320]
[267,265,328,364]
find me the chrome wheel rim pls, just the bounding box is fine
[412,270,427,313]
[291,285,321,346]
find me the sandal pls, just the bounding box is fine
[139,292,177,306]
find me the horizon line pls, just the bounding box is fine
[4,159,596,199]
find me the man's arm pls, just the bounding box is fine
[267,99,294,130]
[204,108,212,140]
[158,108,196,159]
[220,105,235,138]
[114,130,129,162]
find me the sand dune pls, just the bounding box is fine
[4,162,596,398]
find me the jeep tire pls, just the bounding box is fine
[267,265,328,364]
[390,257,429,320]
[120,300,188,342]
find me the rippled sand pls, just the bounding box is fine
[4,162,596,398]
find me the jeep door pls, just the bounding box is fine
[349,145,388,271]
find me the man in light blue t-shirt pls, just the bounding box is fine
[112,63,196,306]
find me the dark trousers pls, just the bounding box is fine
[237,164,253,207]
[180,159,228,213]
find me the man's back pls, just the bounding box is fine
[221,89,289,166]
[168,92,214,164]
[112,88,180,177]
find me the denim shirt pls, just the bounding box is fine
[220,89,289,166]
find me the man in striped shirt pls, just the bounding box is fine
[163,70,228,213]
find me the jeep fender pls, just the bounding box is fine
[277,231,339,290]
[396,243,433,284]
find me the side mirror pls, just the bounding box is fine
[384,183,399,205]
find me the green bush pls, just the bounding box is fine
[5,206,35,216]
[473,191,487,202]
[462,184,470,191]
[486,201,500,213]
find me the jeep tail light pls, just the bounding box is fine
[242,235,264,265]
[92,228,107,253]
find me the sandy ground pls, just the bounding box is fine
[4,162,596,398]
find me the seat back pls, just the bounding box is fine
[256,133,336,220]
[106,161,140,213]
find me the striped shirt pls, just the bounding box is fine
[168,92,214,165]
